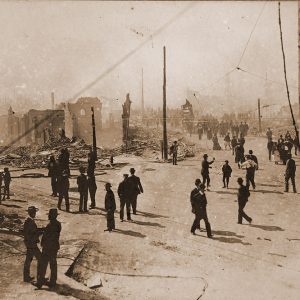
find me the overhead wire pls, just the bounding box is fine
[237,1,268,68]
[1,2,197,155]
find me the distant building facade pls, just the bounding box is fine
[62,97,102,144]
[7,106,64,146]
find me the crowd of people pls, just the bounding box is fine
[196,120,250,141]
[2,122,297,292]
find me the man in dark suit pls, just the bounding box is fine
[57,169,70,212]
[87,151,97,209]
[201,154,215,191]
[127,168,143,215]
[284,154,297,193]
[190,180,212,238]
[118,174,131,221]
[77,166,89,212]
[237,177,252,224]
[37,208,61,289]
[267,139,274,161]
[23,206,43,283]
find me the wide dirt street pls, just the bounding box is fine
[1,135,299,300]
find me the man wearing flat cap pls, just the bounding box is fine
[190,180,212,238]
[127,168,143,215]
[37,208,61,289]
[23,206,43,282]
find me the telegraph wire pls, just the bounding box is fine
[237,1,268,68]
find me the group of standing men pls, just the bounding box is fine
[23,206,61,289]
[47,148,98,212]
[117,168,144,222]
[103,168,144,232]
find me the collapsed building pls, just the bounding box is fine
[6,97,103,146]
[61,97,102,144]
[7,106,65,145]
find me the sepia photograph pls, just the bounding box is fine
[0,1,299,299]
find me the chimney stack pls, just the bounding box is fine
[51,92,55,109]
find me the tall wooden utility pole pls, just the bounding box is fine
[258,98,262,133]
[91,107,98,160]
[141,68,144,118]
[163,46,168,160]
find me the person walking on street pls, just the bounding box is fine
[87,152,97,209]
[231,136,238,156]
[201,154,215,191]
[222,160,232,188]
[284,154,297,193]
[118,174,131,221]
[77,166,88,212]
[2,167,11,200]
[36,208,61,289]
[170,141,178,165]
[104,183,116,232]
[127,168,144,215]
[237,177,252,224]
[266,128,272,140]
[57,169,70,212]
[197,125,203,140]
[48,155,58,197]
[245,150,258,190]
[267,138,274,161]
[224,133,231,150]
[190,181,213,238]
[23,206,43,283]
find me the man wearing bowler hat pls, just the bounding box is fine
[190,180,213,238]
[37,208,61,289]
[127,168,143,215]
[23,206,43,283]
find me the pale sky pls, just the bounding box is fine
[0,1,297,111]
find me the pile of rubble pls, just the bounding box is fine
[0,211,23,234]
[0,137,93,169]
[0,127,196,169]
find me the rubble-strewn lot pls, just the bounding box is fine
[0,127,198,170]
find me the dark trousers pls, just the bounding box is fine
[23,247,41,281]
[223,175,230,187]
[172,154,177,165]
[238,201,251,223]
[120,197,131,220]
[3,183,10,199]
[79,191,88,211]
[246,172,255,189]
[202,174,210,187]
[88,177,97,208]
[107,210,115,231]
[130,194,138,214]
[285,174,296,192]
[58,190,70,211]
[268,149,272,161]
[198,134,202,140]
[51,177,57,196]
[37,250,58,286]
[191,209,212,237]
